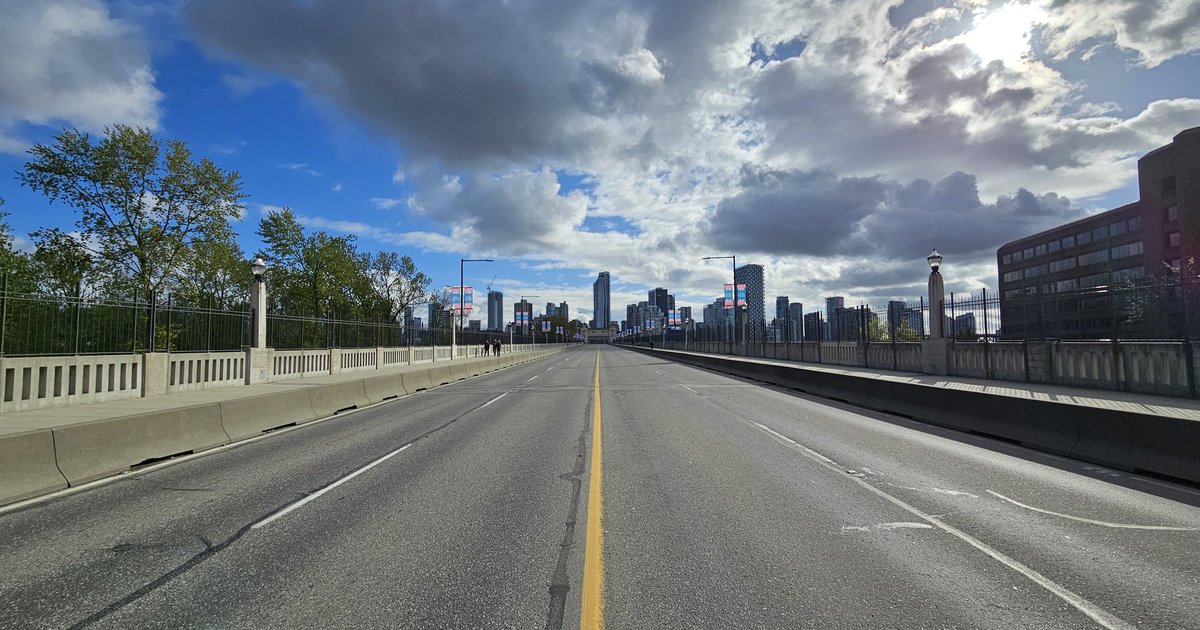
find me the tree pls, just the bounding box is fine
[29,228,97,298]
[172,233,251,309]
[18,125,246,298]
[366,251,430,323]
[256,207,372,319]
[0,199,35,293]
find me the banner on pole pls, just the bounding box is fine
[449,287,474,313]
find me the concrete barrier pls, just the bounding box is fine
[362,372,410,404]
[0,429,68,506]
[425,364,454,387]
[636,347,1200,485]
[53,403,230,485]
[402,368,435,393]
[306,380,371,418]
[219,389,317,441]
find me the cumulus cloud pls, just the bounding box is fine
[185,0,1200,311]
[0,0,161,152]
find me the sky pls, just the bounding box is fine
[1,0,1198,327]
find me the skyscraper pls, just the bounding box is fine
[487,291,504,331]
[825,296,845,340]
[789,302,804,341]
[735,264,766,341]
[649,287,669,316]
[593,272,611,329]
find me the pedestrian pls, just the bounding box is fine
[482,340,489,357]
[494,339,502,355]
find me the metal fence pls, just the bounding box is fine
[0,287,573,356]
[0,290,251,356]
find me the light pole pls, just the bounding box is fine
[703,255,737,346]
[927,249,944,339]
[250,256,268,350]
[456,258,493,359]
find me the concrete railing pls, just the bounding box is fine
[1,354,143,412]
[645,338,1199,399]
[0,343,569,413]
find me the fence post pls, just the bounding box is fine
[0,273,7,357]
[73,295,82,355]
[131,287,139,352]
[146,291,157,352]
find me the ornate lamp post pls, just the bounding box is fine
[927,249,944,339]
[250,256,268,350]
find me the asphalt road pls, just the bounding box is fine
[2,345,1199,629]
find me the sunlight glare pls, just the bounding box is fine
[959,2,1046,66]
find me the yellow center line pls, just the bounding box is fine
[581,351,605,629]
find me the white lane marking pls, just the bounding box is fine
[654,370,664,376]
[479,392,508,409]
[526,374,540,382]
[546,366,554,371]
[885,482,981,499]
[750,423,1137,630]
[986,490,1198,531]
[680,385,700,395]
[752,422,836,465]
[253,444,412,529]
[842,522,934,533]
[254,391,509,530]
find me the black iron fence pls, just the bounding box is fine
[0,286,573,356]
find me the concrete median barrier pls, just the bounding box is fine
[219,389,317,441]
[402,368,435,393]
[0,429,68,507]
[362,372,410,404]
[638,347,1200,485]
[53,403,229,486]
[425,364,454,387]
[307,380,371,418]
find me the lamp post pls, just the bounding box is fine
[703,255,738,346]
[455,258,493,359]
[250,256,267,350]
[927,249,944,339]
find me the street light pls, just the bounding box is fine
[703,255,738,345]
[251,256,267,282]
[249,257,268,349]
[927,249,945,338]
[457,258,493,359]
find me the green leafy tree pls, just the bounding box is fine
[18,125,246,298]
[366,251,430,323]
[256,207,372,319]
[0,199,35,292]
[29,228,97,298]
[173,234,251,309]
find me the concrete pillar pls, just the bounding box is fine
[329,348,342,374]
[142,352,170,396]
[921,337,951,375]
[250,279,267,350]
[245,347,274,385]
[928,269,944,339]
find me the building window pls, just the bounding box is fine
[1048,240,1060,253]
[1112,266,1145,283]
[1168,231,1181,248]
[1004,288,1023,299]
[1062,235,1075,248]
[1110,240,1143,259]
[1109,221,1126,236]
[1011,250,1023,263]
[1077,249,1110,266]
[1077,231,1091,245]
[1048,258,1076,273]
[1092,225,1108,240]
[1025,264,1048,278]
[1079,272,1110,288]
[1035,243,1047,256]
[1023,247,1035,259]
[1056,279,1079,292]
[1128,216,1141,232]
[1166,205,1178,221]
[1003,270,1024,282]
[1002,254,1012,264]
